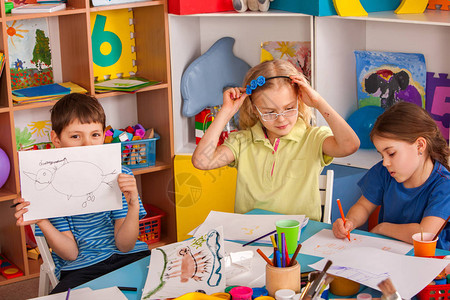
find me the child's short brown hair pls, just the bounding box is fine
[51,93,106,136]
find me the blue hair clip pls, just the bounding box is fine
[246,76,266,95]
[245,75,290,95]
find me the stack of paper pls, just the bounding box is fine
[11,3,67,13]
[94,77,160,93]
[13,82,87,105]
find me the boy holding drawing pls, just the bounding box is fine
[13,93,150,293]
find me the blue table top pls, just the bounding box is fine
[77,209,449,299]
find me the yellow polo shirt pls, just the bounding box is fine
[223,119,333,221]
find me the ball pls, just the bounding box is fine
[0,147,11,189]
[347,106,385,149]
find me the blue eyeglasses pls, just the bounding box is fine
[254,102,299,121]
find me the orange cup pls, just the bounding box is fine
[412,232,438,257]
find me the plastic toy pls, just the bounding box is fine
[346,106,384,149]
[0,254,24,279]
[0,147,10,189]
[181,37,251,117]
[232,0,273,12]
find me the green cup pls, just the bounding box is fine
[276,219,300,255]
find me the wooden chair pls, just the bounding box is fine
[319,169,334,224]
[32,225,58,296]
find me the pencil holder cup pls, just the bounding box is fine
[412,232,438,257]
[265,260,301,297]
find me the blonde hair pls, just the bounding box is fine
[370,101,449,171]
[239,59,313,129]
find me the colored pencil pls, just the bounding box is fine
[432,215,450,241]
[283,234,290,266]
[288,244,302,267]
[118,286,138,292]
[270,234,277,248]
[242,230,276,247]
[337,199,351,241]
[65,288,71,300]
[281,232,286,267]
[276,249,282,268]
[256,248,273,266]
[273,247,277,266]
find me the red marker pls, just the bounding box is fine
[337,199,351,241]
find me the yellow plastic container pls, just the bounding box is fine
[211,292,231,299]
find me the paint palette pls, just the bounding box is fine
[0,254,24,279]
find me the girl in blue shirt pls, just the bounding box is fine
[333,102,450,250]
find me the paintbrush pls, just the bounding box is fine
[300,271,319,300]
[306,260,332,299]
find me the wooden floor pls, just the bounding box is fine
[0,277,39,300]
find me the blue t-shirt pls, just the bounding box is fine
[35,167,148,279]
[358,161,450,250]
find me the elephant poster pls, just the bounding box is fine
[354,51,426,109]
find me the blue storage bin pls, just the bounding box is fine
[121,133,159,169]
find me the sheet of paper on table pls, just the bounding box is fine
[309,247,449,299]
[192,211,306,244]
[300,229,413,257]
[142,227,226,299]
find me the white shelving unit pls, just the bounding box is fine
[169,9,450,169]
[315,10,450,169]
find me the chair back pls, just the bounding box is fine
[319,169,334,224]
[32,224,59,296]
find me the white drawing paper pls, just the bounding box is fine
[141,227,226,299]
[309,247,449,299]
[19,143,122,221]
[300,229,413,257]
[193,211,305,244]
[224,241,273,287]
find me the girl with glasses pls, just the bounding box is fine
[192,59,359,220]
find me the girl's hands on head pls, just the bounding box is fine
[290,75,325,109]
[332,218,354,239]
[117,173,139,207]
[13,197,41,226]
[222,87,247,116]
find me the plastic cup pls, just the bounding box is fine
[276,219,300,255]
[229,286,253,300]
[412,232,438,257]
